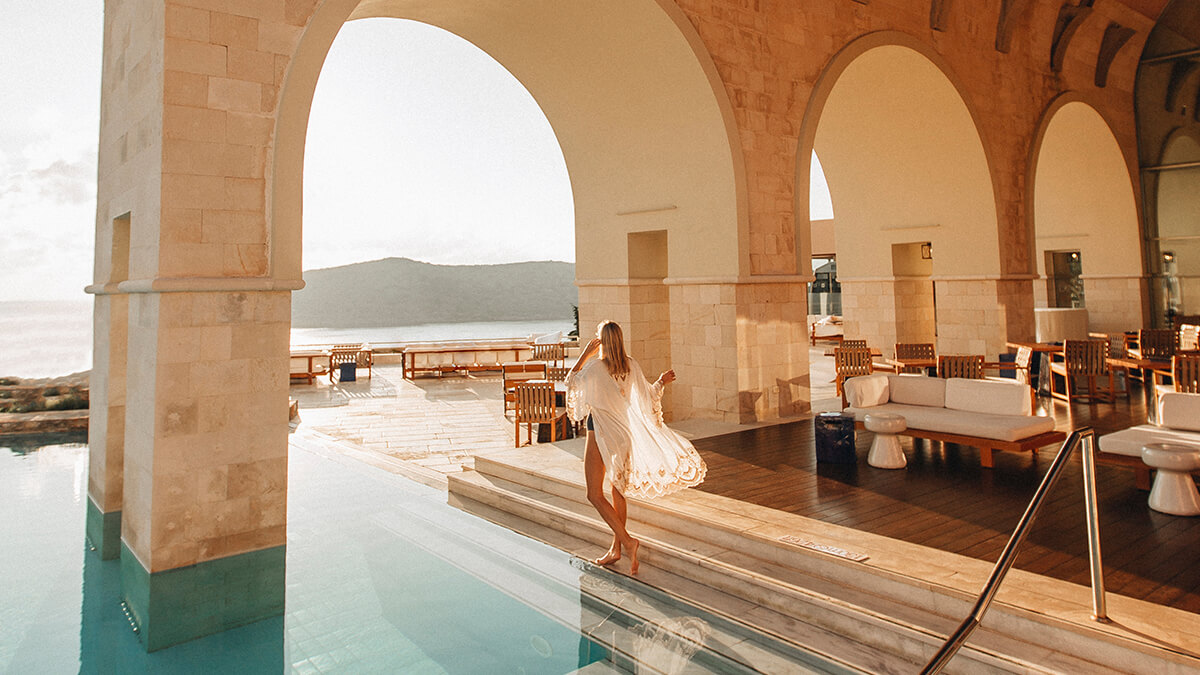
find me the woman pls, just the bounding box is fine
[565,321,707,574]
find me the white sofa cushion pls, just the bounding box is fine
[1159,392,1200,432]
[844,374,889,408]
[1099,424,1200,457]
[945,378,1031,416]
[846,403,1055,442]
[887,374,946,408]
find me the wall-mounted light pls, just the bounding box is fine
[1164,251,1176,263]
[921,243,933,260]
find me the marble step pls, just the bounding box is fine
[456,446,1200,674]
[449,474,878,675]
[449,469,1083,674]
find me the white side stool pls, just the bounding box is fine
[1141,443,1200,516]
[864,413,907,469]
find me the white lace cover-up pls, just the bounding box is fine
[565,357,707,499]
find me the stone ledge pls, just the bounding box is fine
[0,410,89,435]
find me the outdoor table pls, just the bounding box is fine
[884,357,937,375]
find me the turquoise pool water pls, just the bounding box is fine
[1,432,851,674]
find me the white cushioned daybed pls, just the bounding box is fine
[1099,392,1200,490]
[843,374,1065,468]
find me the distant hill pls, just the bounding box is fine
[292,257,577,328]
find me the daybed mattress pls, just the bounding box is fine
[1098,424,1200,457]
[846,403,1056,443]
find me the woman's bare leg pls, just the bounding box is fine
[584,431,639,572]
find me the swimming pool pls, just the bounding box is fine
[1,432,853,673]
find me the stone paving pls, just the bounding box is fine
[291,351,840,482]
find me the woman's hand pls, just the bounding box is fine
[657,370,676,386]
[570,338,602,374]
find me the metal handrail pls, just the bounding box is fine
[921,428,1108,674]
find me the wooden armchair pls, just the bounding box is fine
[835,346,874,407]
[894,342,935,374]
[937,355,984,380]
[1132,329,1176,360]
[514,381,559,447]
[546,366,570,382]
[1173,354,1200,393]
[1049,339,1114,403]
[841,339,868,349]
[329,344,372,383]
[502,362,547,412]
[530,343,566,368]
[1179,324,1200,353]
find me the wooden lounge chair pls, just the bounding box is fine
[937,355,984,380]
[1175,354,1200,393]
[514,381,559,447]
[1049,339,1113,403]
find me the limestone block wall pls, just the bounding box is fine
[839,279,898,351]
[893,278,936,349]
[1084,276,1149,333]
[628,282,673,418]
[934,278,1023,359]
[734,282,809,422]
[668,283,739,422]
[121,290,291,572]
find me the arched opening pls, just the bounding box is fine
[1031,99,1143,333]
[301,19,574,273]
[272,0,746,408]
[1155,131,1200,320]
[801,38,998,357]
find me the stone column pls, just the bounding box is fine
[119,289,290,650]
[87,293,128,560]
[667,279,809,424]
[839,279,899,353]
[88,0,300,650]
[935,277,1035,358]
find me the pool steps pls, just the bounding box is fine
[449,444,1200,674]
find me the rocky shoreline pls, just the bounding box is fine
[0,371,89,435]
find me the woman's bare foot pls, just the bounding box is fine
[594,544,621,566]
[627,538,640,575]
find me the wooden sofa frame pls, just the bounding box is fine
[856,422,1066,469]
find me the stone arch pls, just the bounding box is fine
[1028,95,1144,331]
[795,32,1002,356]
[271,0,748,286]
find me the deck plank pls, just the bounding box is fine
[691,384,1200,613]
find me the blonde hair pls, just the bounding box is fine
[597,321,630,379]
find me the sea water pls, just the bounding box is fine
[0,300,572,378]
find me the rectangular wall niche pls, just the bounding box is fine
[111,213,131,283]
[1046,250,1085,309]
[628,230,668,279]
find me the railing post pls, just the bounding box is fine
[1079,430,1109,622]
[921,428,1108,673]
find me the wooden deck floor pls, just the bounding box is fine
[691,384,1200,614]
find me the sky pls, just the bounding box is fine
[2,10,832,301]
